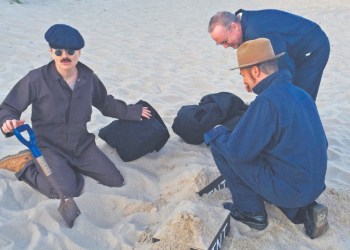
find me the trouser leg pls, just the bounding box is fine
[16,148,84,199]
[294,33,330,100]
[211,146,310,223]
[211,147,265,213]
[278,206,301,222]
[212,147,301,221]
[72,143,124,187]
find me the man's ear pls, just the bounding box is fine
[49,48,55,59]
[230,22,238,32]
[251,65,260,78]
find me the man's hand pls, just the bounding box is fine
[141,107,152,119]
[1,119,25,133]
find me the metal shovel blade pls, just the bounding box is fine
[58,198,81,228]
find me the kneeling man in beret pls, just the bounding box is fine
[205,38,329,239]
[0,24,151,198]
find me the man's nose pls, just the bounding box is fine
[62,50,70,56]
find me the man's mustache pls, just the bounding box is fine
[60,58,71,63]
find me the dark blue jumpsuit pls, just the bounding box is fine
[204,70,328,220]
[0,61,142,198]
[238,9,330,100]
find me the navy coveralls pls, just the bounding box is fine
[0,61,142,198]
[205,70,328,220]
[238,9,330,100]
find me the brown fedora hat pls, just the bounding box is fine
[231,38,285,70]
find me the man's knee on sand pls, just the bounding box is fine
[39,171,123,198]
[19,168,86,199]
[48,175,84,199]
[99,173,125,187]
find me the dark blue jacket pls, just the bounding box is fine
[205,70,328,207]
[238,9,328,80]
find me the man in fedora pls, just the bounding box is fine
[208,9,330,100]
[0,24,151,198]
[204,38,329,239]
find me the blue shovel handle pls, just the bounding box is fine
[13,124,42,158]
[13,124,81,228]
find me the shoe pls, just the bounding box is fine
[304,202,329,239]
[0,150,33,173]
[223,202,268,230]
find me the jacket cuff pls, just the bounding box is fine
[204,125,228,145]
[1,127,13,138]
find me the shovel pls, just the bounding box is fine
[13,124,81,228]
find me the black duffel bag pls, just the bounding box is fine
[99,100,170,162]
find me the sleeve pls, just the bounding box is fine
[204,125,231,145]
[208,96,277,164]
[0,74,34,137]
[91,74,142,121]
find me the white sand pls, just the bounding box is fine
[0,0,350,249]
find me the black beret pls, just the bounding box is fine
[44,24,85,50]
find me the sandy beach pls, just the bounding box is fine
[0,0,350,249]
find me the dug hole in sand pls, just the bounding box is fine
[152,200,230,250]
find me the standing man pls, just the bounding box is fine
[0,24,151,199]
[208,9,330,100]
[204,38,329,239]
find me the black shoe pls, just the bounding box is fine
[223,202,268,231]
[304,202,329,239]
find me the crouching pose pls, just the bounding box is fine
[204,38,328,239]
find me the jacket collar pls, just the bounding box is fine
[253,69,291,95]
[238,9,247,41]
